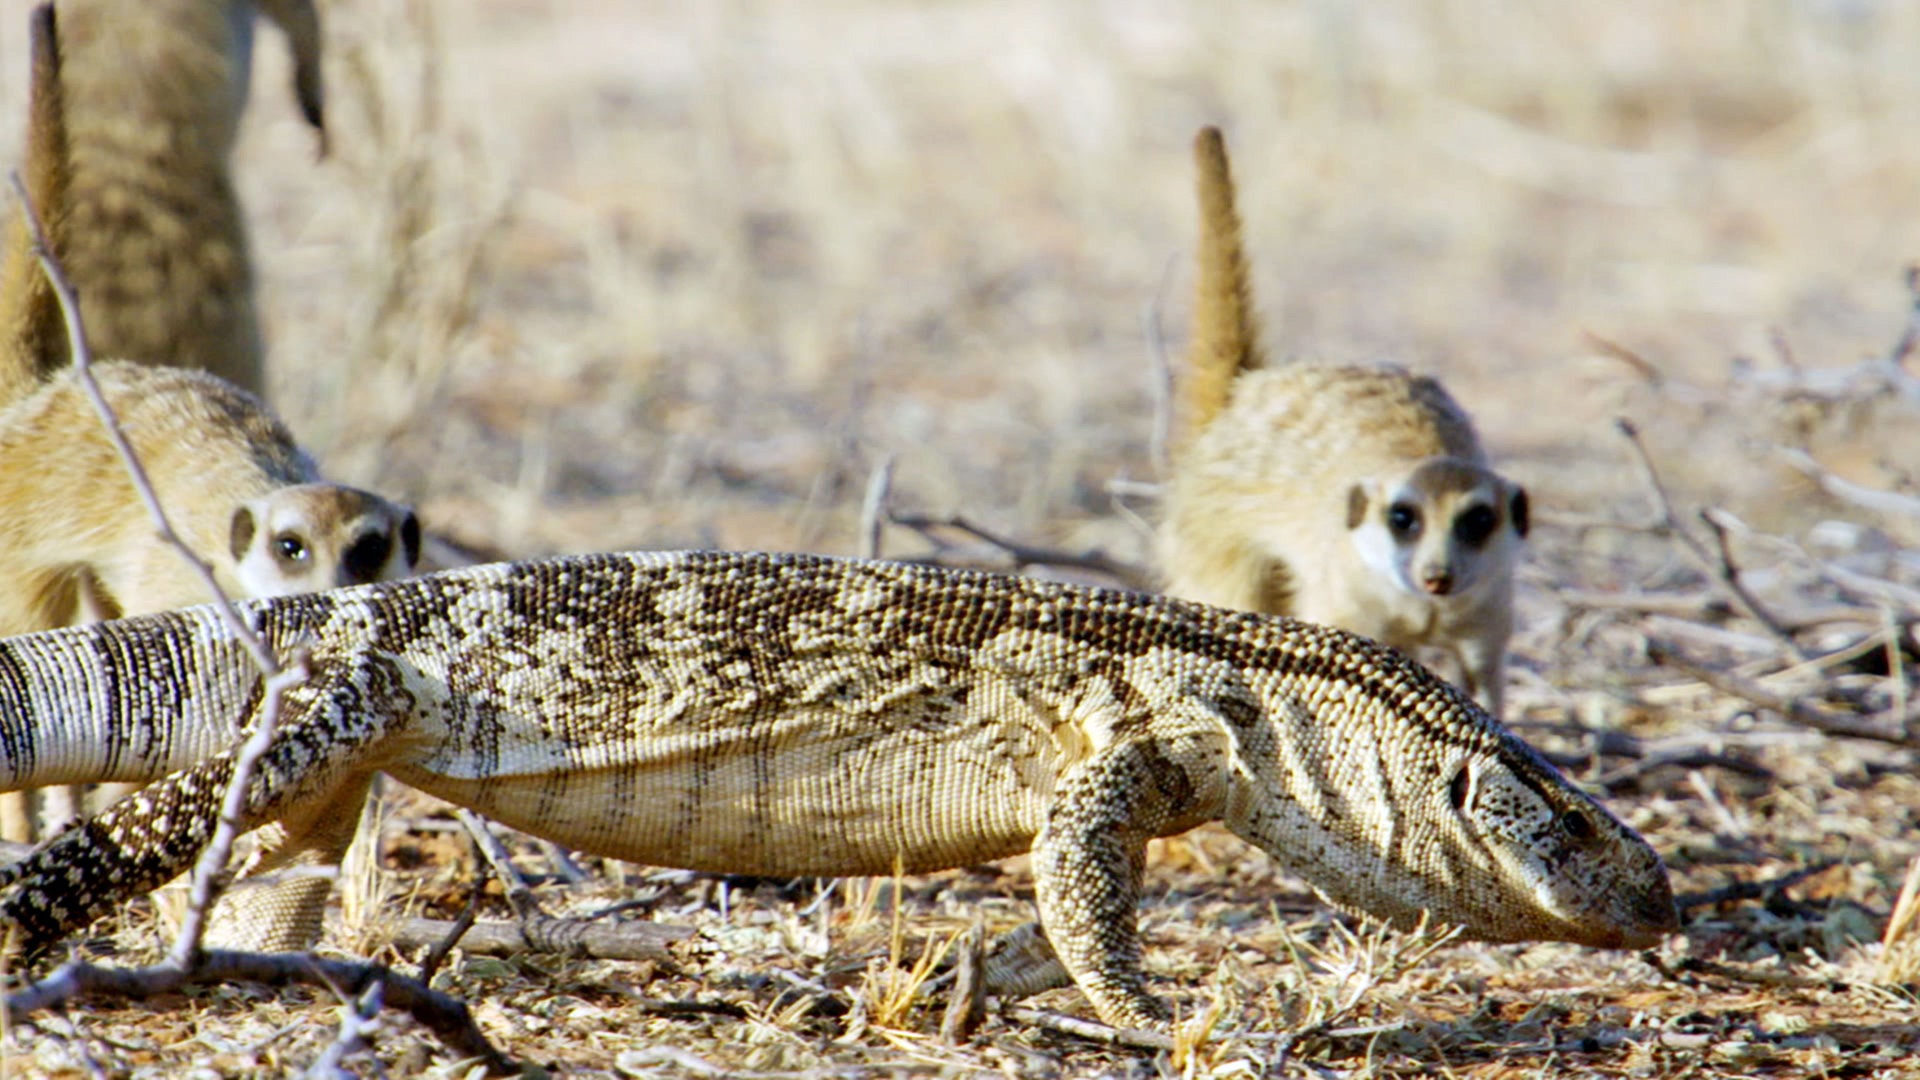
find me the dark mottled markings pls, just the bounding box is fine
[0,644,38,779]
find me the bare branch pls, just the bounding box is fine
[6,951,516,1075]
[999,1004,1174,1052]
[858,455,895,560]
[1647,641,1913,745]
[887,511,1152,591]
[306,978,383,1079]
[1144,254,1177,479]
[1775,445,1920,523]
[168,651,312,968]
[1615,418,1804,654]
[390,915,689,963]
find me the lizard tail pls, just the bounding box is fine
[0,3,72,408]
[1177,125,1265,452]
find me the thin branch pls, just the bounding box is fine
[7,952,516,1075]
[1615,418,1804,653]
[9,171,280,677]
[1144,253,1177,479]
[1774,445,1920,523]
[939,918,986,1045]
[999,1004,1174,1052]
[858,455,895,561]
[1648,641,1914,745]
[389,915,688,962]
[167,651,312,968]
[306,978,383,1079]
[887,511,1152,591]
[1673,861,1841,913]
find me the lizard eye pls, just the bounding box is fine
[1387,503,1422,539]
[1448,767,1471,812]
[274,533,310,564]
[1560,810,1596,841]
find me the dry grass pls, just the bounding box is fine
[7,0,1920,1075]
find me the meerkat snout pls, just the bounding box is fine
[230,485,421,598]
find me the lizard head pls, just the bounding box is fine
[1216,644,1676,951]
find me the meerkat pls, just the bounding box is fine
[1159,126,1529,717]
[0,363,420,840]
[0,0,326,405]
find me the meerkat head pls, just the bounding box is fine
[228,484,421,598]
[1345,458,1528,602]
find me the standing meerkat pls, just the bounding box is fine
[1159,127,1528,717]
[0,0,326,405]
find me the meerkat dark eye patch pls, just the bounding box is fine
[1509,487,1530,537]
[400,513,422,567]
[343,533,393,583]
[1454,504,1498,547]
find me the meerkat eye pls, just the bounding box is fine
[1386,503,1421,539]
[1454,505,1498,547]
[274,533,310,563]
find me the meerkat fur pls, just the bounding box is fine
[0,362,418,840]
[0,0,326,405]
[0,362,420,652]
[1160,126,1528,717]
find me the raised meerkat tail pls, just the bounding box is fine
[0,3,71,407]
[257,0,328,155]
[1178,125,1265,448]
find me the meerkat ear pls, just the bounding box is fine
[1346,484,1370,530]
[1509,487,1530,538]
[229,505,259,560]
[400,512,422,568]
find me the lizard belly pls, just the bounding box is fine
[391,703,1060,878]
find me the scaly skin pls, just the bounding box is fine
[0,550,1676,1028]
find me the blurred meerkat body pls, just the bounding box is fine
[1160,127,1528,717]
[0,0,325,404]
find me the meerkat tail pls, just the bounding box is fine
[0,4,70,408]
[1178,125,1265,449]
[258,0,327,154]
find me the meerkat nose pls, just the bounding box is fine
[1421,568,1454,596]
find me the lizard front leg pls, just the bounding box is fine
[1032,737,1209,1029]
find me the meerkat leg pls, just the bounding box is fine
[1455,626,1510,719]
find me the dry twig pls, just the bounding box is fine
[887,511,1152,590]
[1648,642,1914,746]
[1616,418,1803,651]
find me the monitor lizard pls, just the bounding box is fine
[0,549,1676,1028]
